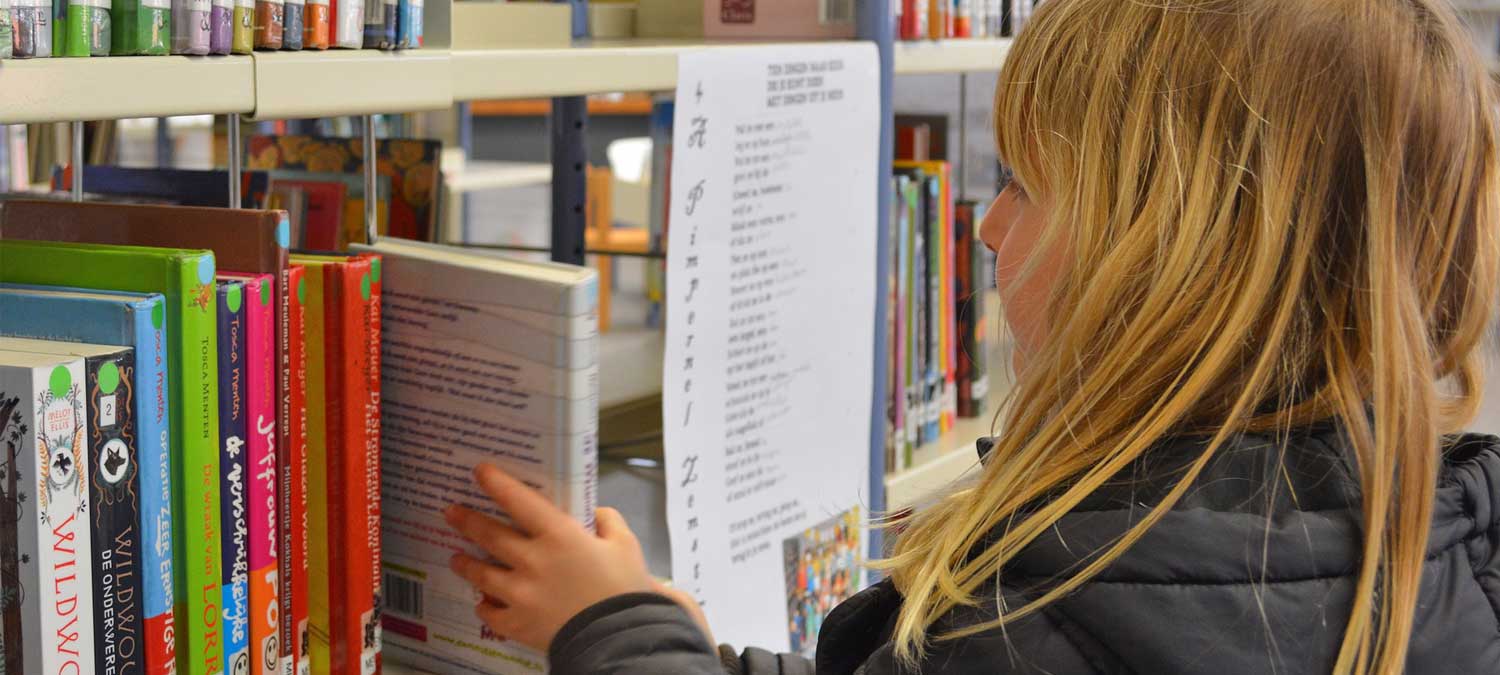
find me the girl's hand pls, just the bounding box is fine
[443,463,656,652]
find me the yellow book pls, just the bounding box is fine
[298,261,333,675]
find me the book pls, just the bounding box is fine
[290,253,378,675]
[0,198,297,675]
[0,239,223,675]
[302,0,327,47]
[284,265,310,675]
[359,0,390,49]
[270,179,347,250]
[634,0,855,38]
[64,0,110,56]
[210,0,232,52]
[281,0,301,48]
[394,0,417,47]
[53,165,273,209]
[216,280,254,675]
[254,0,283,48]
[232,0,253,51]
[351,238,598,675]
[109,0,169,54]
[954,201,988,419]
[0,350,94,675]
[0,339,141,675]
[172,0,210,53]
[220,273,282,675]
[10,0,50,57]
[260,170,389,250]
[899,0,927,40]
[329,0,359,48]
[892,175,911,471]
[0,284,177,675]
[0,0,12,58]
[249,136,440,243]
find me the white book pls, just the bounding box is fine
[352,241,598,675]
[0,350,94,675]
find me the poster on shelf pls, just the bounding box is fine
[662,42,880,657]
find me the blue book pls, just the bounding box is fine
[395,0,420,48]
[0,283,177,673]
[215,280,252,675]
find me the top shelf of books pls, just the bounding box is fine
[0,38,1013,124]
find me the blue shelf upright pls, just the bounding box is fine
[861,0,894,560]
[550,0,591,265]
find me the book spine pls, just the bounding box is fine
[968,232,989,415]
[936,169,956,432]
[0,0,12,59]
[922,175,941,442]
[280,0,301,48]
[358,0,389,49]
[954,201,977,419]
[23,359,96,673]
[302,267,330,675]
[88,350,147,675]
[1,366,35,674]
[359,256,383,675]
[209,0,232,52]
[134,298,177,675]
[327,261,374,675]
[244,277,282,675]
[330,0,359,48]
[301,0,326,47]
[232,0,253,52]
[253,0,283,48]
[52,0,65,54]
[172,253,224,675]
[393,0,417,48]
[171,0,210,53]
[281,266,310,675]
[218,281,253,675]
[65,0,109,56]
[902,180,918,461]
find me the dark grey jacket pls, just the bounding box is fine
[549,428,1500,674]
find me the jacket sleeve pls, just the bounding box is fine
[548,593,816,675]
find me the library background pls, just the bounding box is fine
[1,1,1498,674]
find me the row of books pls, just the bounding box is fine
[0,0,421,59]
[0,197,599,675]
[895,0,1044,40]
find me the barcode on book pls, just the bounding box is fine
[383,573,424,618]
[821,0,854,24]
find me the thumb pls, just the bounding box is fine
[595,507,636,543]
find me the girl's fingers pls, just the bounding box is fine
[475,599,510,641]
[474,464,573,537]
[443,505,532,567]
[450,553,517,603]
[595,507,637,544]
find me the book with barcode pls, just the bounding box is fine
[0,350,94,674]
[352,238,598,675]
[0,284,177,675]
[1,338,141,675]
[217,279,254,675]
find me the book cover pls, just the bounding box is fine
[0,350,94,674]
[0,201,296,672]
[351,239,597,675]
[248,136,440,242]
[290,253,377,675]
[64,0,110,56]
[284,265,310,675]
[220,273,281,675]
[0,239,223,675]
[329,0,360,48]
[954,201,987,419]
[232,0,253,52]
[54,165,273,210]
[0,284,177,675]
[281,0,301,48]
[268,179,347,250]
[359,0,389,49]
[394,0,417,48]
[0,338,144,675]
[253,0,283,49]
[302,0,327,47]
[109,0,168,54]
[217,280,253,675]
[171,0,210,53]
[210,0,232,52]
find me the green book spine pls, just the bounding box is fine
[0,240,224,675]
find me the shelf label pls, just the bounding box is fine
[662,42,880,656]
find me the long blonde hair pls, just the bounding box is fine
[883,1,1500,673]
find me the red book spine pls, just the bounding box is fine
[357,254,382,674]
[283,265,310,675]
[324,259,374,675]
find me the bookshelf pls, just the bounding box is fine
[0,56,256,125]
[894,38,1011,74]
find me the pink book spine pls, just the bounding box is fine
[241,274,283,675]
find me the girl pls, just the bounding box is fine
[443,0,1500,672]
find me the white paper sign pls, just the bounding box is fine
[663,43,880,656]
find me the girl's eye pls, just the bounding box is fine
[998,164,1027,200]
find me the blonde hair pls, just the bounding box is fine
[882,1,1500,673]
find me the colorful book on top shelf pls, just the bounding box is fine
[254,0,284,48]
[394,0,418,47]
[0,350,93,674]
[0,284,177,675]
[284,264,310,675]
[290,252,379,675]
[171,0,210,53]
[248,135,440,243]
[52,0,64,55]
[65,0,111,56]
[330,0,360,48]
[110,0,170,54]
[216,279,254,675]
[0,239,223,675]
[0,198,300,675]
[351,239,598,675]
[210,0,232,53]
[220,272,281,675]
[302,0,328,47]
[233,0,253,52]
[0,0,12,58]
[9,0,50,57]
[954,201,987,419]
[0,337,141,675]
[283,0,303,48]
[360,0,391,49]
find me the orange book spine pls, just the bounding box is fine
[323,259,375,675]
[303,0,329,48]
[283,264,310,675]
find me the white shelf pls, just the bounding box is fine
[0,55,256,124]
[893,38,1011,74]
[251,49,454,120]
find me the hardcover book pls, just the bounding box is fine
[0,239,223,675]
[289,253,377,675]
[254,0,282,48]
[282,0,302,48]
[109,0,169,54]
[0,284,177,675]
[302,0,327,47]
[233,0,253,52]
[394,0,417,47]
[216,279,253,675]
[284,265,311,675]
[329,0,359,47]
[0,350,94,675]
[247,135,440,242]
[359,0,390,49]
[0,338,144,675]
[210,0,232,53]
[64,0,111,56]
[351,239,598,675]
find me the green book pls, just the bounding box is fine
[0,239,224,675]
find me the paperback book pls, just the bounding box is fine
[171,0,210,53]
[217,279,254,675]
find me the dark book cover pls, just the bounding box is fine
[86,348,147,675]
[954,201,986,418]
[216,280,252,675]
[52,166,272,209]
